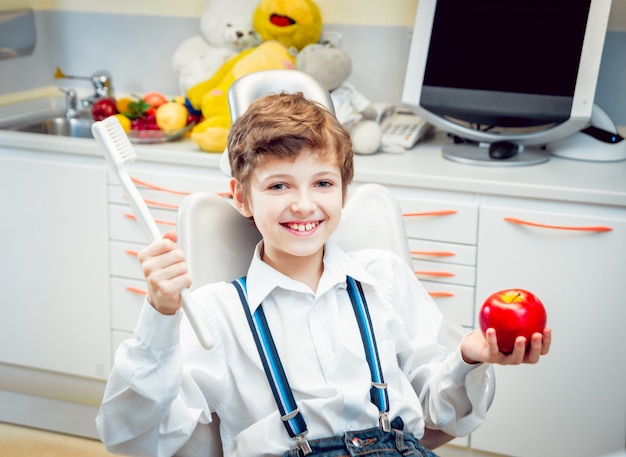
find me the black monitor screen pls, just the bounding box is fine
[421,0,591,126]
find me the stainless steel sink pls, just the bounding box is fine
[0,113,94,138]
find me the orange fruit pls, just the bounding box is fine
[115,97,133,114]
[155,102,188,131]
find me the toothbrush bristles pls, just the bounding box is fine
[107,121,136,162]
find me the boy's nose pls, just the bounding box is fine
[291,191,316,213]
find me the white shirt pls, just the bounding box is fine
[96,242,492,457]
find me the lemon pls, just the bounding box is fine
[114,114,132,133]
[156,102,188,131]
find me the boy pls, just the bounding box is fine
[96,92,551,457]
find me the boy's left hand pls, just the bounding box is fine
[460,327,552,365]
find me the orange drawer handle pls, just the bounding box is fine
[125,249,139,257]
[143,198,179,210]
[411,250,455,257]
[124,213,176,226]
[415,270,455,277]
[131,177,190,196]
[131,176,232,199]
[125,286,146,296]
[504,217,612,232]
[428,291,455,298]
[403,210,458,217]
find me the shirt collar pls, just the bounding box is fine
[244,241,378,314]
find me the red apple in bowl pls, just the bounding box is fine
[479,289,547,354]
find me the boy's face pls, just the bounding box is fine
[232,148,343,267]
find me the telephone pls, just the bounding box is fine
[371,103,430,153]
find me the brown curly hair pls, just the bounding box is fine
[227,92,354,203]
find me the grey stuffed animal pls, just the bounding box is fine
[296,43,382,154]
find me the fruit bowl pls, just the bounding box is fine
[126,122,195,144]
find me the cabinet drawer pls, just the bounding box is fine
[408,239,476,266]
[412,259,476,286]
[420,281,475,328]
[109,240,144,279]
[108,203,178,243]
[110,277,146,332]
[398,197,478,244]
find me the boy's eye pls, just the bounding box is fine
[269,183,287,190]
[316,180,333,188]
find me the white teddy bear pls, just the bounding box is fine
[172,0,261,94]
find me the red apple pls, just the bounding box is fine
[91,97,118,121]
[479,289,547,354]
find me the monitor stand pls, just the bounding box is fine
[442,143,550,166]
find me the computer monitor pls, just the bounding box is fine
[401,0,613,165]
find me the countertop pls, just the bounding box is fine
[1,89,625,209]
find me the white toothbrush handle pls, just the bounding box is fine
[180,288,214,349]
[121,169,162,241]
[120,170,214,349]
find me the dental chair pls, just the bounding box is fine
[176,70,466,454]
[179,70,415,286]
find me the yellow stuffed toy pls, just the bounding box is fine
[253,0,322,51]
[188,40,295,152]
[187,0,323,152]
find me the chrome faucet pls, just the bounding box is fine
[59,87,78,119]
[54,67,114,107]
[88,71,114,100]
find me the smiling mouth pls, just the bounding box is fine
[284,221,320,232]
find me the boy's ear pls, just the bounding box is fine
[230,179,253,217]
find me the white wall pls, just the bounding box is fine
[2,0,625,30]
[1,1,625,124]
[1,0,420,25]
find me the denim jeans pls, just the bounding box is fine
[283,418,439,457]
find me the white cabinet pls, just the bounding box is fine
[388,187,480,448]
[471,197,626,457]
[385,187,626,456]
[0,147,110,380]
[393,187,479,329]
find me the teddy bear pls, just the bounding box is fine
[253,0,323,52]
[171,0,262,95]
[296,43,383,155]
[186,0,324,153]
[187,40,296,152]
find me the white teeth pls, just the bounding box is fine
[288,222,318,231]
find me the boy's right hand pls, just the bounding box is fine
[137,231,192,315]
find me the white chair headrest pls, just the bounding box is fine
[220,69,335,177]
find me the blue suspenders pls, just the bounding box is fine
[345,277,392,433]
[231,276,391,455]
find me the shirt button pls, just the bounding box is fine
[326,348,334,359]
